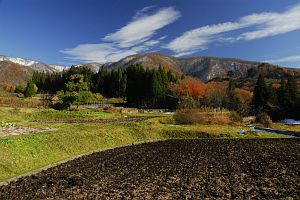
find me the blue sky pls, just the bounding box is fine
[1,0,300,67]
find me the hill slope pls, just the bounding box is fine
[0,61,34,87]
[101,53,263,81]
[0,55,66,88]
[1,53,300,88]
[101,53,300,81]
[0,55,59,73]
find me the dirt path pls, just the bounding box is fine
[31,116,157,123]
[0,126,57,137]
[0,139,299,199]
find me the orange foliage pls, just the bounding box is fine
[240,81,254,92]
[2,83,14,92]
[235,88,253,104]
[272,83,281,89]
[205,82,227,93]
[170,79,255,104]
[169,76,206,100]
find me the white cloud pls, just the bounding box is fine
[167,22,247,54]
[167,3,300,56]
[103,6,180,48]
[61,43,118,63]
[133,6,156,19]
[265,54,300,64]
[61,7,180,63]
[238,5,300,40]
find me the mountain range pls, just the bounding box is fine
[0,53,299,88]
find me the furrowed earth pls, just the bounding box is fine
[0,139,299,199]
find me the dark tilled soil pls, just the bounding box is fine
[0,139,299,199]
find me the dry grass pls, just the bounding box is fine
[174,108,238,125]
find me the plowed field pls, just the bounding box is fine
[1,139,299,199]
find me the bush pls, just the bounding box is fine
[230,111,243,123]
[92,93,103,101]
[256,112,272,128]
[51,102,68,110]
[56,90,97,109]
[174,108,233,125]
[24,81,38,97]
[15,84,26,94]
[178,95,197,109]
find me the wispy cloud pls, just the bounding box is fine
[166,3,300,56]
[166,22,247,56]
[61,6,180,63]
[265,54,300,65]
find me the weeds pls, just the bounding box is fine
[174,108,239,125]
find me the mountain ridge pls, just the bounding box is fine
[1,53,299,88]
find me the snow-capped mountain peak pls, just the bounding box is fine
[0,55,38,66]
[0,55,64,73]
[49,64,69,72]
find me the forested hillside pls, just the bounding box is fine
[17,63,299,120]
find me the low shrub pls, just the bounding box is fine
[256,112,272,128]
[214,115,232,124]
[174,108,234,125]
[230,111,243,123]
[178,95,197,109]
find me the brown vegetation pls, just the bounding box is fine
[174,108,239,125]
[0,61,33,88]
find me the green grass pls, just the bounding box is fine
[0,107,286,181]
[272,123,300,132]
[0,107,120,123]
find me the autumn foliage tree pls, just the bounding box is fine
[169,76,206,100]
[201,82,227,108]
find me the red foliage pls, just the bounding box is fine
[240,81,254,92]
[205,82,227,93]
[235,88,253,104]
[169,76,206,100]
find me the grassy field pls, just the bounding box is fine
[0,106,285,181]
[272,123,300,132]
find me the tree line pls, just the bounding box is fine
[31,64,178,108]
[251,75,300,120]
[18,64,300,120]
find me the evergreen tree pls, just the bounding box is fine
[226,79,242,113]
[286,75,297,105]
[151,71,162,97]
[277,79,288,107]
[24,81,38,97]
[277,76,299,119]
[252,75,269,113]
[120,71,127,97]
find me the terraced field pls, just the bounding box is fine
[0,139,299,199]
